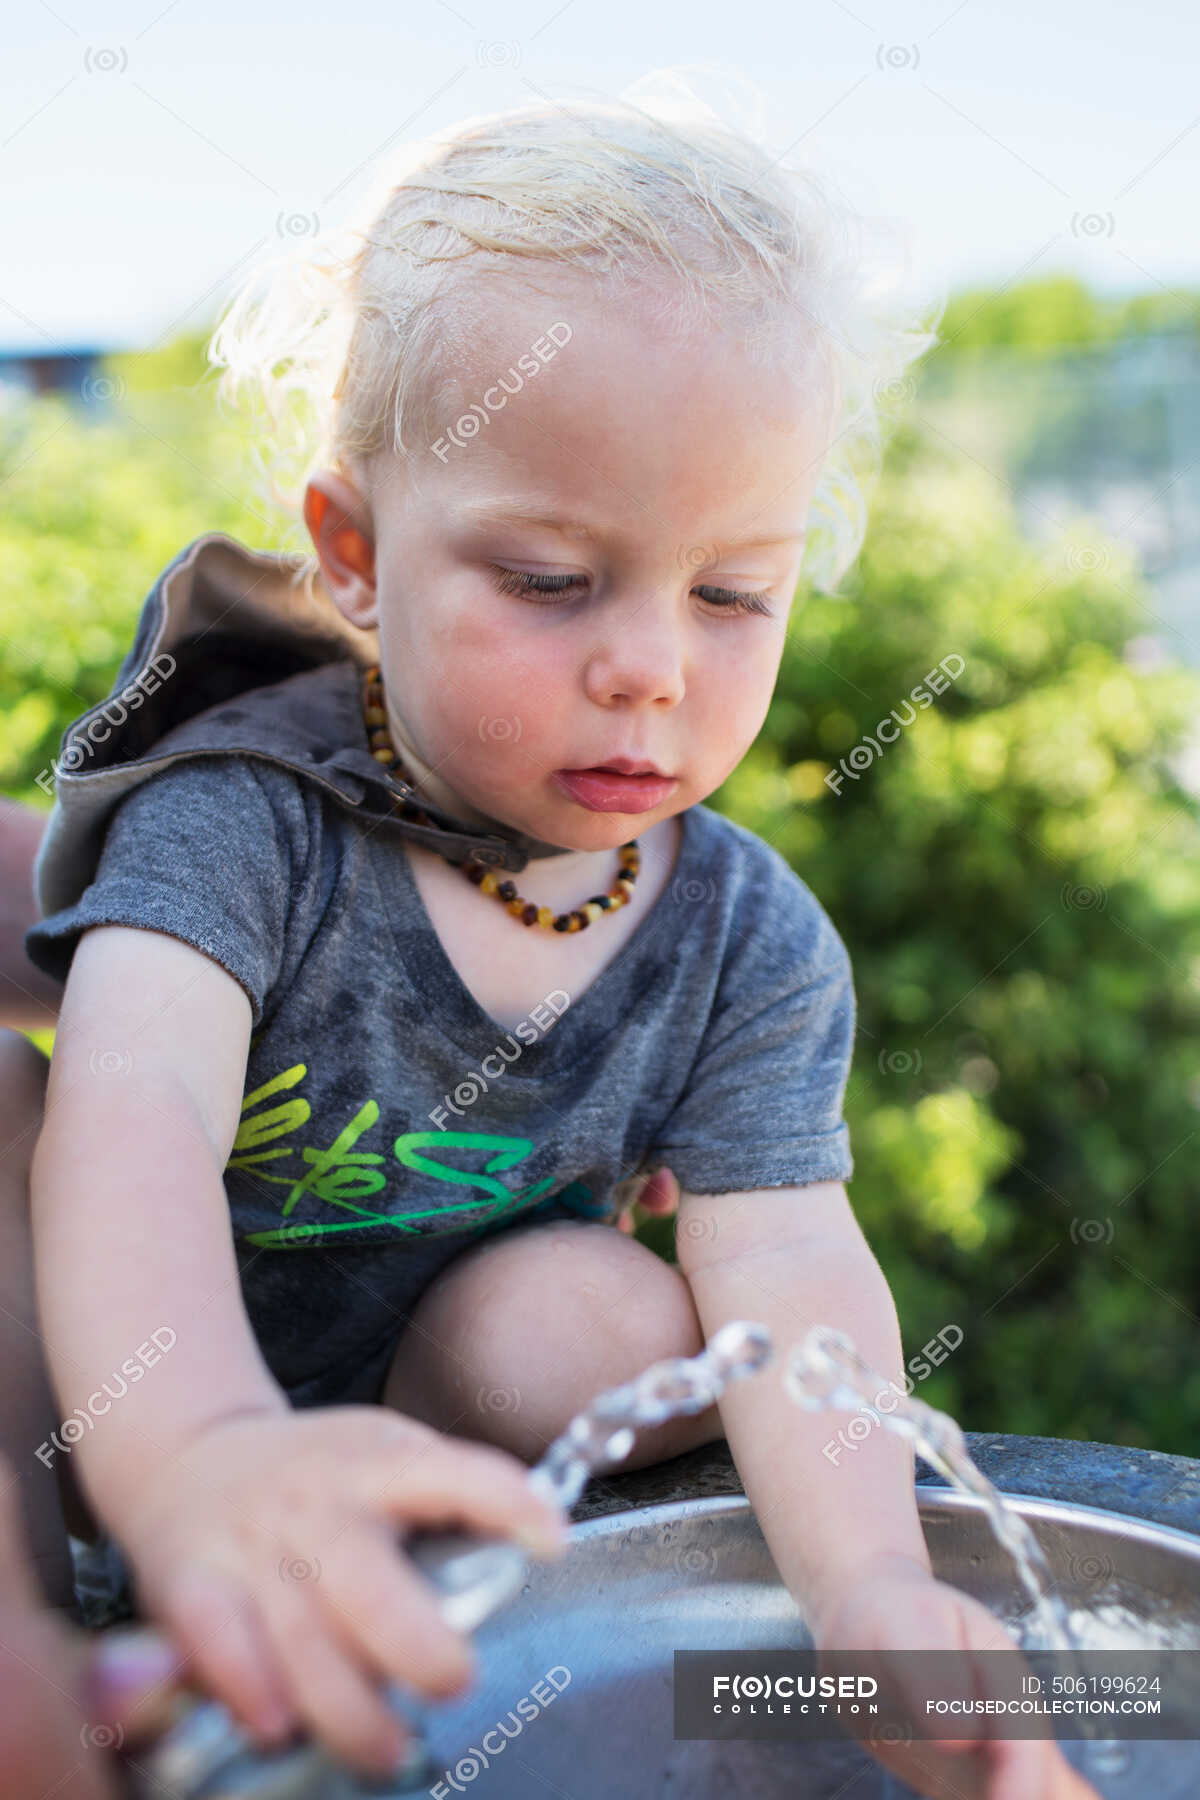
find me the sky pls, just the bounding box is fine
[1,0,1198,355]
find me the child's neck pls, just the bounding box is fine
[398,814,685,1035]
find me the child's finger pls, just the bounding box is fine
[312,1527,475,1699]
[0,1462,123,1792]
[0,1601,118,1800]
[151,1560,298,1746]
[612,1169,650,1231]
[257,1583,409,1781]
[359,1433,568,1552]
[982,1733,1055,1800]
[638,1167,680,1214]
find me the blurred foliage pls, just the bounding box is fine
[0,329,302,806]
[707,417,1200,1456]
[5,286,1200,1456]
[916,275,1200,495]
[931,272,1200,354]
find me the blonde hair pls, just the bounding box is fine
[207,68,943,596]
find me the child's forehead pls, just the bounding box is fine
[395,434,819,559]
[385,269,835,532]
[430,303,825,465]
[432,263,818,392]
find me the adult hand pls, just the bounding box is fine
[0,1454,184,1800]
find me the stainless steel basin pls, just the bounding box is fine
[375,1488,1200,1800]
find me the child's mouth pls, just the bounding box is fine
[552,768,679,813]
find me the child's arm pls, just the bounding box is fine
[31,924,290,1506]
[677,1180,931,1607]
[677,1181,1100,1800]
[31,922,567,1779]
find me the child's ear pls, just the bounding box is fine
[302,469,378,629]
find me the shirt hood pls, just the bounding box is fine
[32,530,563,922]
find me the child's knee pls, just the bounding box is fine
[391,1221,716,1465]
[557,1225,706,1366]
[441,1220,705,1377]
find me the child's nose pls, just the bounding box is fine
[582,602,687,707]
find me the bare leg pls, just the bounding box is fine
[381,1218,725,1472]
[0,1028,96,1615]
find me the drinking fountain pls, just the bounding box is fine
[104,1322,1200,1800]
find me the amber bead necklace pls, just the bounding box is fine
[361,663,640,933]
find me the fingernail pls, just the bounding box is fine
[89,1629,179,1696]
[515,1514,568,1556]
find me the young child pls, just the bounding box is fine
[16,85,1096,1799]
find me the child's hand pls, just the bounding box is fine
[615,1163,680,1235]
[808,1555,1103,1800]
[120,1406,569,1781]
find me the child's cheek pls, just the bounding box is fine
[425,616,568,779]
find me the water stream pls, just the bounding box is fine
[526,1317,774,1512]
[529,1315,1130,1787]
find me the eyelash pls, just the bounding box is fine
[488,566,774,617]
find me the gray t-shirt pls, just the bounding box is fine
[26,750,855,1407]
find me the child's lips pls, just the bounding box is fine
[573,757,673,778]
[552,768,679,814]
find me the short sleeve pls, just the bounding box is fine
[646,882,856,1194]
[24,756,300,1030]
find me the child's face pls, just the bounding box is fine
[307,274,833,854]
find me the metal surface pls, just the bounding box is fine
[408,1490,1200,1799]
[123,1488,1200,1798]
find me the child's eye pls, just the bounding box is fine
[488,566,774,617]
[490,568,585,601]
[695,584,775,617]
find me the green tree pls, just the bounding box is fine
[932,273,1200,355]
[709,420,1200,1452]
[0,342,303,810]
